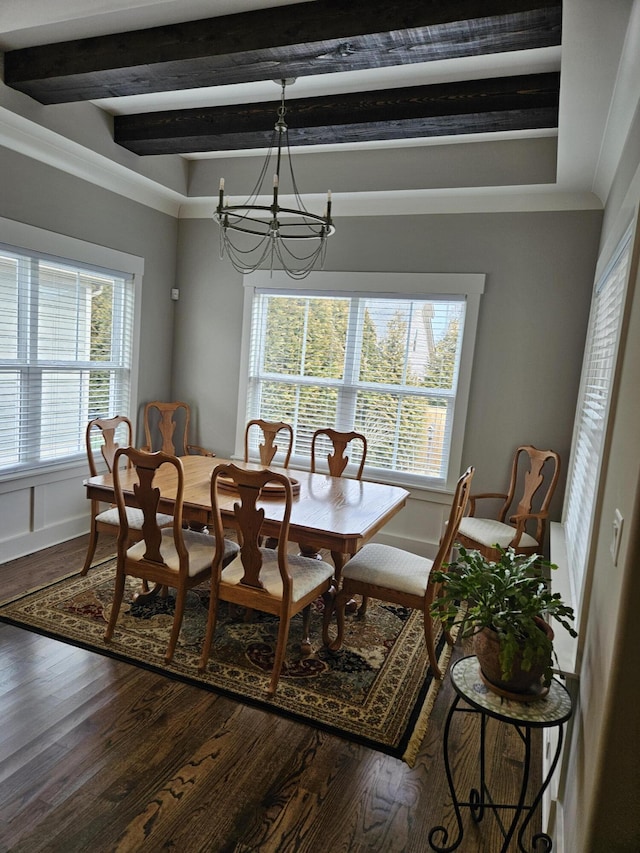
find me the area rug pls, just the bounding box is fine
[0,558,457,765]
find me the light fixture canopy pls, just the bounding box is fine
[214,79,335,279]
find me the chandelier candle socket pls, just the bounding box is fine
[215,79,335,279]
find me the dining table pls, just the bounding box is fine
[84,454,409,580]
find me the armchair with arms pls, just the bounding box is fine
[456,445,560,561]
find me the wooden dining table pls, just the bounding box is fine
[84,454,409,579]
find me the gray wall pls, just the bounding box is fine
[0,146,179,559]
[174,209,602,527]
[0,145,179,437]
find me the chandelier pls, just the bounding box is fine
[214,79,335,280]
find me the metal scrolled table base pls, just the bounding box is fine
[428,656,572,853]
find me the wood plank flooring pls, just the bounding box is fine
[0,536,541,852]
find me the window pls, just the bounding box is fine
[239,272,484,489]
[0,241,136,475]
[563,221,635,614]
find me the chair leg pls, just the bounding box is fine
[328,588,349,652]
[81,524,99,575]
[104,570,126,642]
[199,589,220,672]
[358,595,369,616]
[165,586,187,664]
[423,611,442,679]
[268,615,291,697]
[301,604,312,656]
[321,585,336,647]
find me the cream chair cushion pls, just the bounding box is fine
[221,549,334,601]
[342,543,433,597]
[457,517,538,549]
[96,506,173,529]
[127,528,239,576]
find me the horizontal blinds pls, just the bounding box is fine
[564,225,632,601]
[246,290,466,482]
[0,246,134,472]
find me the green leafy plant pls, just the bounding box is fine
[430,545,577,685]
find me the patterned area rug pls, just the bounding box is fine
[0,559,456,765]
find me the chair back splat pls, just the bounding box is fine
[456,445,560,561]
[143,401,214,458]
[311,428,367,480]
[329,466,475,680]
[200,462,335,696]
[244,419,293,467]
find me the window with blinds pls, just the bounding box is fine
[244,289,467,486]
[563,223,633,610]
[0,245,135,474]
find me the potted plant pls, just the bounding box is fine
[430,545,577,700]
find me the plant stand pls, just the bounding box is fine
[428,655,572,853]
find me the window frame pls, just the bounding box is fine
[0,216,143,483]
[235,271,484,492]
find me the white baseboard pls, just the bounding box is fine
[0,518,89,564]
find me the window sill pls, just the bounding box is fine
[0,458,87,493]
[549,521,580,680]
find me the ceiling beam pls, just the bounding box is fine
[4,1,562,105]
[114,73,559,155]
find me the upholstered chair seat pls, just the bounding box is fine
[456,517,539,550]
[95,506,173,530]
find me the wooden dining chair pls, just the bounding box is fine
[303,428,368,580]
[143,400,214,457]
[105,448,239,664]
[81,415,174,575]
[310,428,367,480]
[199,463,335,696]
[456,445,560,561]
[244,419,293,467]
[330,466,475,679]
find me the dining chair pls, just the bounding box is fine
[244,419,293,467]
[310,428,367,479]
[104,448,239,664]
[81,415,174,575]
[199,462,335,696]
[456,445,560,561]
[143,400,214,457]
[303,428,368,581]
[329,465,475,679]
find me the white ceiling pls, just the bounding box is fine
[0,0,637,218]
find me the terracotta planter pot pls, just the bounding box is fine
[473,617,554,700]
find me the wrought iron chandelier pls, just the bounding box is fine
[214,79,335,280]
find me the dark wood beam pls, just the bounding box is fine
[114,73,559,155]
[4,1,561,105]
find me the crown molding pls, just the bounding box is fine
[0,106,602,219]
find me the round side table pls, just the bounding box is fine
[428,655,572,853]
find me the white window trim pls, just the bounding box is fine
[0,216,143,485]
[551,210,640,644]
[235,271,485,492]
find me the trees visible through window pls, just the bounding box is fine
[245,288,469,486]
[0,245,135,473]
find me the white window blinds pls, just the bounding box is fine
[0,245,135,474]
[245,289,467,486]
[563,223,633,608]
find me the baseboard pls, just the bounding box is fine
[0,518,89,564]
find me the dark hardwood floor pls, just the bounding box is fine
[0,535,541,852]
